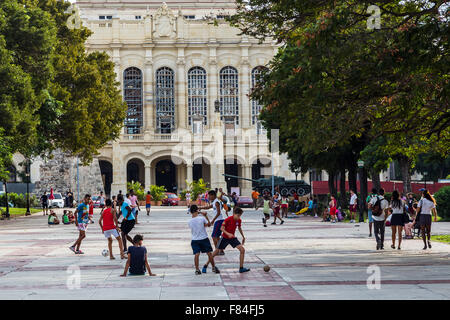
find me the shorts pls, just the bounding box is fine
[121,219,136,234]
[368,210,374,223]
[77,223,88,231]
[349,204,357,212]
[104,229,120,239]
[212,220,224,238]
[281,204,288,209]
[419,214,432,226]
[264,213,270,219]
[273,207,280,215]
[191,238,213,254]
[217,237,241,250]
[42,203,48,209]
[146,203,151,209]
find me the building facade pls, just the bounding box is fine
[76,0,295,196]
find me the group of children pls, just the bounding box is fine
[47,210,75,225]
[260,192,286,227]
[64,190,251,277]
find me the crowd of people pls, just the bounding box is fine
[39,183,440,277]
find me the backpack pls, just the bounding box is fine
[371,196,384,217]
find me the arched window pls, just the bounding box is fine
[251,66,268,133]
[123,67,143,135]
[156,67,175,134]
[219,66,239,125]
[187,67,207,127]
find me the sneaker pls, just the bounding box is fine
[195,270,201,275]
[75,250,84,254]
[263,224,267,227]
[271,222,276,225]
[69,246,76,253]
[280,220,284,225]
[202,265,207,273]
[314,214,318,218]
[212,266,220,274]
[428,241,432,249]
[239,267,250,273]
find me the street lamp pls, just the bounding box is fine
[25,159,31,216]
[357,160,365,223]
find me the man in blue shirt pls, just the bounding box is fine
[117,194,135,252]
[69,194,91,254]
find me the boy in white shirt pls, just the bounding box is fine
[188,205,220,275]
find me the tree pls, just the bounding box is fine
[236,1,448,196]
[0,0,127,167]
[360,136,392,191]
[415,153,450,182]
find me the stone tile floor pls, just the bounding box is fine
[0,207,449,300]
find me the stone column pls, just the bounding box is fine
[176,46,187,130]
[240,40,251,129]
[241,164,253,196]
[111,143,126,196]
[186,164,193,183]
[144,164,151,190]
[143,45,154,135]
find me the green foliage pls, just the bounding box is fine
[232,0,448,184]
[179,189,188,201]
[150,185,167,202]
[186,179,208,203]
[415,153,450,182]
[0,192,37,208]
[434,186,450,220]
[126,181,145,201]
[0,0,127,168]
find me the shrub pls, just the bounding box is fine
[434,186,450,220]
[186,179,208,202]
[127,181,145,201]
[150,185,167,202]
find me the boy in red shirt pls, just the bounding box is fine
[205,207,250,273]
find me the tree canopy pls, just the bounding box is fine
[0,0,127,167]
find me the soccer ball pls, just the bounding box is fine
[263,265,270,272]
[102,249,109,257]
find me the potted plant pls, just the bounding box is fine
[186,179,208,205]
[127,181,146,206]
[178,189,188,206]
[150,185,167,206]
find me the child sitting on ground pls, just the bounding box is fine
[68,210,75,223]
[48,210,60,225]
[121,234,156,277]
[62,210,71,225]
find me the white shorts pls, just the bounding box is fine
[77,223,88,231]
[103,229,120,239]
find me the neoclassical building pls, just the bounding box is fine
[76,0,296,196]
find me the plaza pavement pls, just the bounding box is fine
[0,207,449,300]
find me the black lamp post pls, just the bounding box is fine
[25,160,31,216]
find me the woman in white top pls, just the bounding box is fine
[417,189,438,250]
[388,190,406,250]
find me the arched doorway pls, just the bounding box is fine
[252,158,271,188]
[99,160,113,196]
[156,160,177,193]
[193,157,211,185]
[127,159,145,187]
[224,159,240,193]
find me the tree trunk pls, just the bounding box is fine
[398,156,412,193]
[339,168,347,208]
[327,171,337,196]
[348,163,357,192]
[370,168,381,191]
[359,167,368,222]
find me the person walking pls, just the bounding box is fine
[417,189,438,250]
[313,195,318,218]
[349,190,358,223]
[129,189,140,224]
[366,188,378,237]
[329,195,338,223]
[117,194,136,253]
[40,192,49,216]
[251,189,260,210]
[69,194,91,254]
[262,194,272,227]
[388,190,406,250]
[369,188,389,250]
[145,191,152,216]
